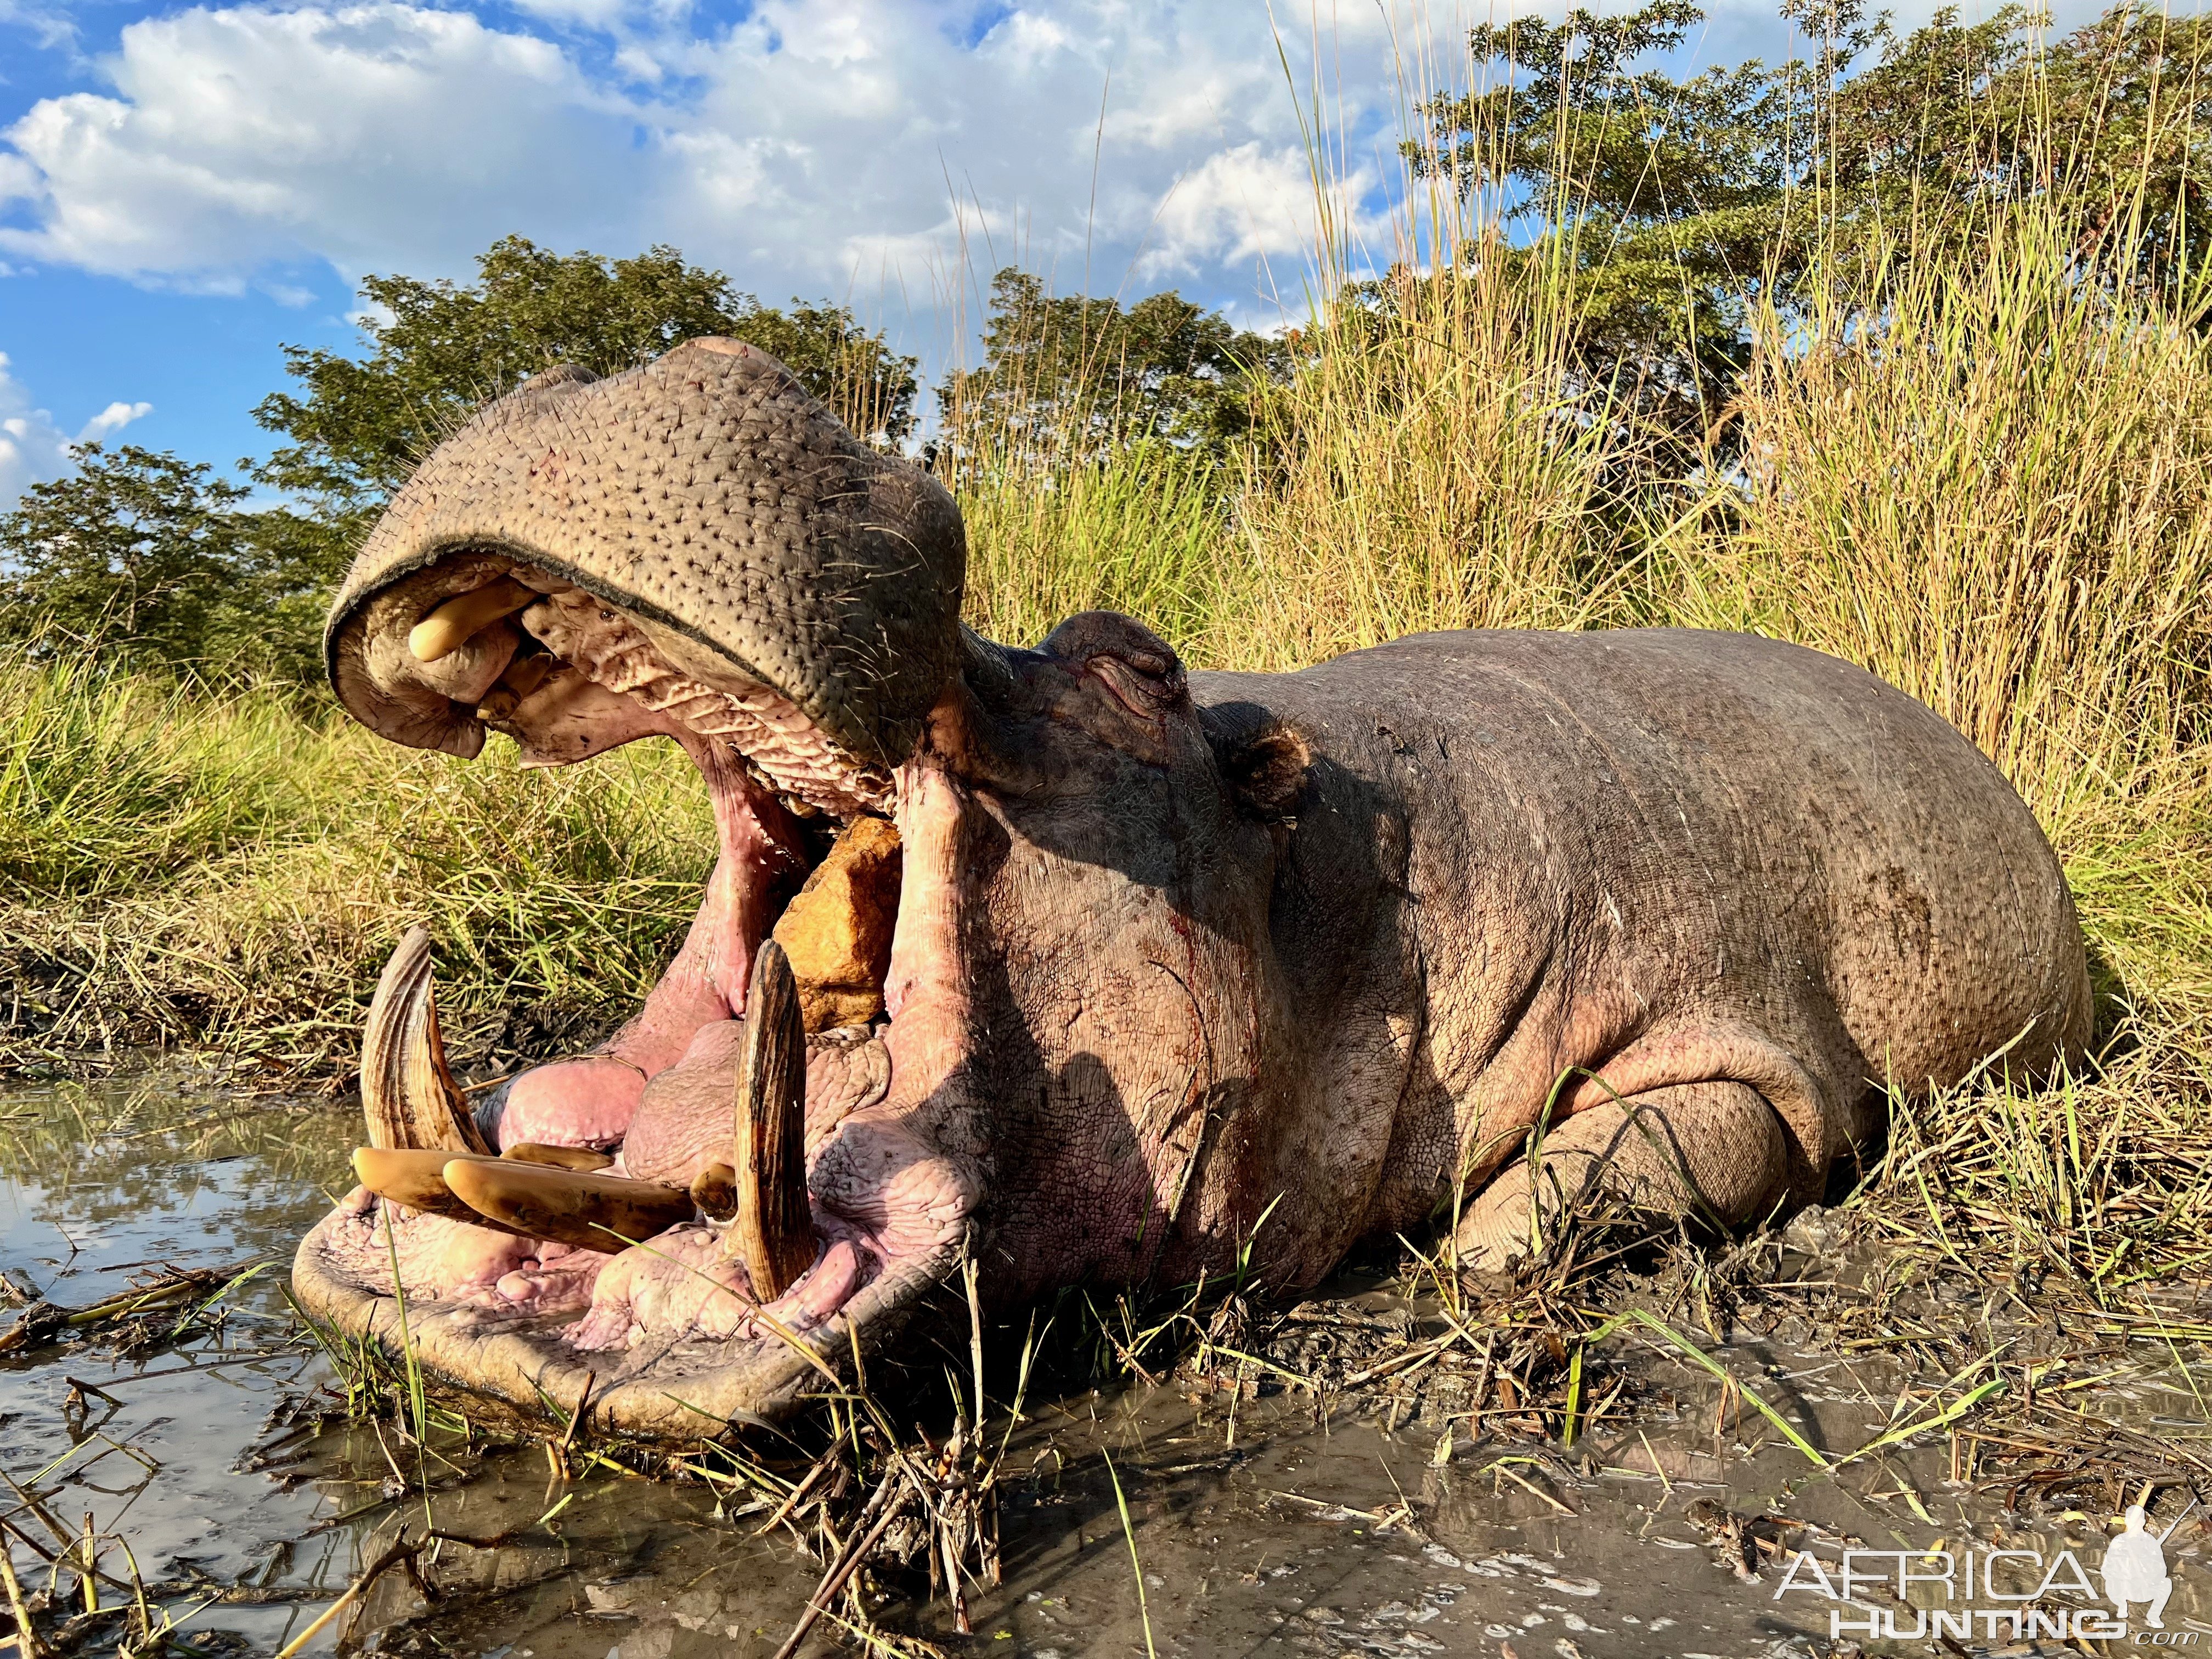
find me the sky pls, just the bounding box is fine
[0,0,2112,509]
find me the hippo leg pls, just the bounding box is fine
[1455,1082,1792,1268]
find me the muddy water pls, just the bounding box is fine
[0,1076,2205,1658]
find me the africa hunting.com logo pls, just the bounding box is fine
[1771,1504,2188,1644]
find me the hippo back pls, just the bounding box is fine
[1192,627,2090,1182]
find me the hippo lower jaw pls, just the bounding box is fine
[293,556,980,1435]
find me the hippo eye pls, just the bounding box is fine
[1039,610,1189,721]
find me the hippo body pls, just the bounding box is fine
[963,622,2086,1301]
[292,339,2089,1435]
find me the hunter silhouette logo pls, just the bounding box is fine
[2106,1505,2175,1628]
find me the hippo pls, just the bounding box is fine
[292,338,2091,1436]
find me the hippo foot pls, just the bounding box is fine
[1452,1081,1794,1272]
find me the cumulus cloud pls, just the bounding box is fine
[0,358,74,507]
[0,0,1408,336]
[76,399,154,442]
[0,0,2126,342]
[0,357,154,509]
[1139,141,1379,279]
[0,4,642,285]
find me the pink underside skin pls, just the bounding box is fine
[546,757,979,1348]
[488,741,806,1152]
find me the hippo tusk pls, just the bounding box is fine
[731,940,817,1301]
[408,576,539,664]
[362,927,493,1155]
[440,1159,696,1255]
[353,1147,534,1234]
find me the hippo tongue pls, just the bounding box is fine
[321,338,966,772]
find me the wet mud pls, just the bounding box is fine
[0,1076,2205,1658]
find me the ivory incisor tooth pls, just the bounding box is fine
[353,1147,533,1236]
[501,1142,615,1172]
[732,941,816,1301]
[360,927,492,1155]
[691,1160,738,1221]
[409,577,539,664]
[440,1159,695,1255]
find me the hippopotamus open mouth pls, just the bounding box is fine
[294,337,2094,1439]
[297,340,990,1432]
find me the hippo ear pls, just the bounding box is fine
[1039,611,1188,720]
[1217,721,1312,822]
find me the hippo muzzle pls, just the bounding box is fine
[297,340,1000,1432]
[294,338,2094,1439]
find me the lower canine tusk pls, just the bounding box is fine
[440,1159,695,1255]
[408,576,538,663]
[361,927,492,1155]
[732,940,817,1301]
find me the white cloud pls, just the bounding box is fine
[76,399,154,442]
[0,360,155,510]
[1141,141,1376,279]
[0,0,1404,343]
[0,0,2126,348]
[0,357,74,507]
[0,4,642,284]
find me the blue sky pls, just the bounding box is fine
[0,0,2097,507]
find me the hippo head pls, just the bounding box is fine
[292,340,1312,1435]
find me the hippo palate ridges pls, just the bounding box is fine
[292,338,2090,1437]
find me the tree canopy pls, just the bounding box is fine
[0,446,328,680]
[939,269,1292,458]
[1404,0,2212,450]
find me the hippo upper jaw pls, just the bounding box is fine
[293,341,989,1435]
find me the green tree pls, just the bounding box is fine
[1407,0,1849,453]
[254,235,920,531]
[939,269,1294,458]
[1406,0,2212,456]
[0,445,329,679]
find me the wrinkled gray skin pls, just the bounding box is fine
[293,339,2091,1437]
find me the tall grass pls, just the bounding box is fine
[0,661,709,1068]
[1218,252,1649,667]
[956,438,1229,651]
